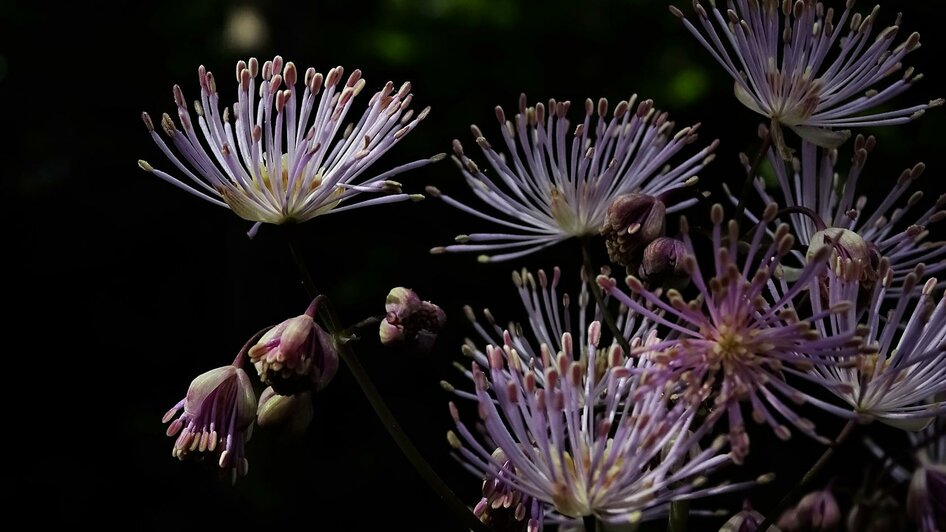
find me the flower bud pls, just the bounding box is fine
[380,287,446,352]
[907,461,946,530]
[807,228,880,283]
[249,298,338,394]
[720,500,777,532]
[639,237,690,290]
[778,488,841,531]
[256,386,314,435]
[162,364,257,480]
[601,193,666,267]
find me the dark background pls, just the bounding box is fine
[4,0,945,529]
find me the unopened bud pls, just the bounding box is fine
[249,298,338,394]
[256,386,314,435]
[600,193,667,268]
[380,287,447,352]
[779,488,841,531]
[808,227,880,284]
[639,237,690,290]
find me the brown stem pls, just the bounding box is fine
[734,127,773,227]
[580,236,631,355]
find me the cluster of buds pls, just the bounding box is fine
[600,192,690,289]
[379,287,446,352]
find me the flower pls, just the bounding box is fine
[807,261,946,430]
[379,287,446,352]
[162,364,257,482]
[720,500,773,532]
[739,134,946,296]
[428,94,717,262]
[140,56,434,236]
[672,1,942,156]
[248,297,338,394]
[598,204,863,462]
[446,269,763,525]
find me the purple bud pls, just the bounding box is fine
[908,462,946,530]
[639,236,690,290]
[600,193,667,268]
[249,299,338,394]
[779,488,840,531]
[380,287,446,352]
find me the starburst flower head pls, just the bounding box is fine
[672,0,943,156]
[808,260,946,430]
[599,204,864,463]
[140,56,434,236]
[248,296,337,394]
[446,269,764,524]
[162,364,257,482]
[429,94,717,262]
[739,134,946,296]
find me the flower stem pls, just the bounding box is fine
[583,514,598,532]
[734,126,772,227]
[667,500,689,532]
[757,419,858,530]
[285,231,490,532]
[580,236,631,355]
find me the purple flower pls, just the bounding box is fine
[808,261,946,430]
[672,1,942,156]
[779,487,842,531]
[248,297,337,394]
[140,56,434,236]
[736,134,946,296]
[447,269,764,524]
[599,204,863,462]
[428,94,717,262]
[162,364,257,482]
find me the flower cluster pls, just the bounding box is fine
[143,1,946,529]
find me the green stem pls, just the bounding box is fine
[756,419,858,530]
[580,237,631,355]
[667,500,689,532]
[286,231,490,532]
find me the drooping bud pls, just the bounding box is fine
[256,386,314,435]
[807,227,880,283]
[907,461,946,531]
[249,298,338,394]
[601,193,667,268]
[639,236,690,290]
[379,287,446,352]
[162,364,257,481]
[720,500,776,532]
[778,487,841,531]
